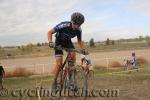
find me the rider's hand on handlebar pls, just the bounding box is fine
[81,49,88,55]
[49,42,55,48]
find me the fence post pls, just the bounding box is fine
[106,57,109,71]
[34,64,36,75]
[42,64,45,75]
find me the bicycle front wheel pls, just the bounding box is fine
[68,65,88,100]
[87,70,94,80]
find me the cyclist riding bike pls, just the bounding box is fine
[125,52,137,70]
[81,54,92,72]
[47,12,88,90]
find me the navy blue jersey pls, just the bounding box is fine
[0,65,4,76]
[53,21,82,41]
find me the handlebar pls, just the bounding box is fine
[53,45,88,55]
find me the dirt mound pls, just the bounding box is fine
[93,64,107,70]
[110,61,124,67]
[5,67,34,78]
[137,57,149,64]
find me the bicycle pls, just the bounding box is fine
[51,46,88,100]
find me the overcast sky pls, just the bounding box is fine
[0,0,150,46]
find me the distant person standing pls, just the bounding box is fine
[0,62,5,89]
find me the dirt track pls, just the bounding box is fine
[1,48,150,74]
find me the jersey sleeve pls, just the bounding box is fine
[53,22,70,32]
[0,66,4,72]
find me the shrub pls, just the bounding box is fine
[5,67,34,78]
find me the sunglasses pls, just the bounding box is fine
[72,22,81,27]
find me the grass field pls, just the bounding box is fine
[1,64,150,100]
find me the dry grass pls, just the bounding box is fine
[5,67,34,78]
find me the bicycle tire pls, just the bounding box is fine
[64,65,88,100]
[87,70,94,80]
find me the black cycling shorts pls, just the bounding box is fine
[55,39,75,56]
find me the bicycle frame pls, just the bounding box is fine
[58,49,76,87]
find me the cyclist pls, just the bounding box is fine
[125,52,137,70]
[47,12,88,90]
[0,62,5,89]
[130,52,137,68]
[81,54,92,72]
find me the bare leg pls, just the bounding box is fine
[0,79,2,89]
[53,57,63,80]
